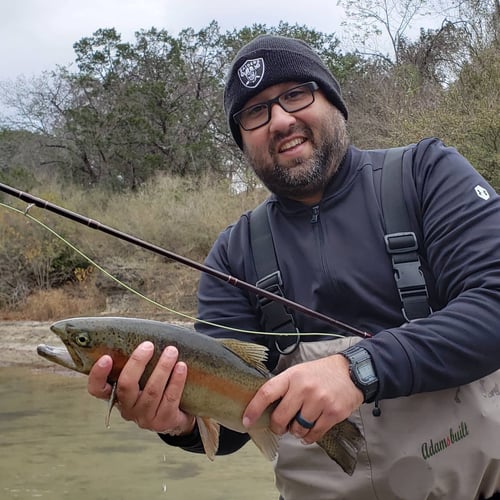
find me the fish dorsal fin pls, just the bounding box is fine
[218,339,269,374]
[196,416,220,461]
[247,427,280,461]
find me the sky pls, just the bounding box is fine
[0,0,348,82]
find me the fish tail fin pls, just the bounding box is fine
[317,419,364,476]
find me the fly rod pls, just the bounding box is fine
[0,182,371,339]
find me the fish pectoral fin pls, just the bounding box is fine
[316,419,364,476]
[247,427,280,461]
[105,382,118,428]
[218,339,269,375]
[197,416,220,461]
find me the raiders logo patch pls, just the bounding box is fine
[238,58,265,88]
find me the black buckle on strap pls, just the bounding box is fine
[384,232,418,254]
[393,260,431,321]
[256,271,284,304]
[384,232,432,321]
[255,271,300,354]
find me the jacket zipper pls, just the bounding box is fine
[310,204,338,298]
[311,205,320,223]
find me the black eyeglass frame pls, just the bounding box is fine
[233,81,320,131]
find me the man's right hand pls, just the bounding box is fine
[87,341,196,436]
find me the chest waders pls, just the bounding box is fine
[249,148,500,500]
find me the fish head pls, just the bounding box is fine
[37,317,132,380]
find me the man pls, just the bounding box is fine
[88,35,500,499]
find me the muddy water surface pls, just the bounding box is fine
[0,366,277,500]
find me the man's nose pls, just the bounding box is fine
[268,102,297,132]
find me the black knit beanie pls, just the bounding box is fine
[224,35,348,149]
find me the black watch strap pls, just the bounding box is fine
[341,345,379,403]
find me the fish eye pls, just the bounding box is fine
[74,331,91,347]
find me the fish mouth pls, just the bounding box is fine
[36,344,82,371]
[47,321,89,372]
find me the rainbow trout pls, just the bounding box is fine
[37,317,364,475]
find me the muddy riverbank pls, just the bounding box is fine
[0,321,60,368]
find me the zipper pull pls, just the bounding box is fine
[311,205,320,223]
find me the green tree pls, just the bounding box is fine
[64,24,235,188]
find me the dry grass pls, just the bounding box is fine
[0,174,268,321]
[0,280,106,321]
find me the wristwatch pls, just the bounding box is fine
[340,346,379,403]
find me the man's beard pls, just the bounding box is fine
[244,110,350,201]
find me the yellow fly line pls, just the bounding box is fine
[0,201,344,339]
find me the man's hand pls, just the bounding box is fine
[242,354,363,444]
[87,341,196,436]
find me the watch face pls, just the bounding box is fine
[356,360,376,383]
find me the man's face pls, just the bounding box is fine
[240,82,349,203]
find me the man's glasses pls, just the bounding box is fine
[233,81,319,131]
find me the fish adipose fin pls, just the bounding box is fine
[197,416,220,460]
[247,427,280,461]
[316,419,364,476]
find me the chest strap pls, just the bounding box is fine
[250,203,300,354]
[381,147,432,320]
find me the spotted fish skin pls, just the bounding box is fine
[37,316,364,474]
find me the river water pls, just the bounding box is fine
[0,366,277,500]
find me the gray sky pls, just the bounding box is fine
[0,0,347,81]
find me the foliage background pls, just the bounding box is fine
[0,0,498,319]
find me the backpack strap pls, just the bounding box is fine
[250,202,300,354]
[381,147,432,320]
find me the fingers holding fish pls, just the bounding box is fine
[134,345,179,413]
[116,343,196,435]
[116,342,174,423]
[289,409,320,440]
[148,351,196,436]
[292,355,364,446]
[263,370,324,440]
[244,355,364,445]
[87,354,114,401]
[295,411,335,445]
[243,365,320,436]
[115,341,156,417]
[155,361,191,435]
[242,371,290,434]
